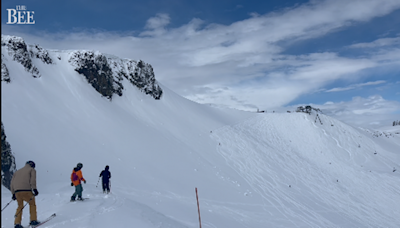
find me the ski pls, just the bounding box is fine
[70,197,89,202]
[28,213,56,228]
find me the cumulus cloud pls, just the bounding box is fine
[141,13,171,36]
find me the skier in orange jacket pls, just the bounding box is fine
[70,163,86,201]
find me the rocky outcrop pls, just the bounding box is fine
[1,54,10,83]
[1,35,41,78]
[1,122,16,191]
[69,51,163,100]
[1,35,55,82]
[126,60,163,99]
[296,105,322,115]
[1,35,163,100]
[29,44,53,64]
[69,51,115,99]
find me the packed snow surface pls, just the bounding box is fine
[2,46,400,228]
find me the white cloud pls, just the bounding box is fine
[2,0,400,112]
[141,13,171,36]
[349,36,400,48]
[299,95,400,129]
[145,13,170,30]
[325,80,386,92]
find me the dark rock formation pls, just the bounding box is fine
[69,51,163,100]
[1,35,162,100]
[29,44,53,64]
[1,35,40,78]
[69,51,115,99]
[1,122,16,191]
[296,105,322,115]
[1,54,10,83]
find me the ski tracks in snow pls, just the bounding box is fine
[311,119,353,161]
[38,189,123,227]
[211,115,338,228]
[25,185,189,228]
[210,114,400,228]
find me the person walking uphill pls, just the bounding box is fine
[99,165,111,193]
[10,161,40,228]
[70,163,86,201]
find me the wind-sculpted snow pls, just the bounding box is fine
[211,113,400,228]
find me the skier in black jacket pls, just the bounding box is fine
[99,165,111,193]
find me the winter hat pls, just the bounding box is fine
[26,161,35,168]
[105,165,109,170]
[77,163,83,168]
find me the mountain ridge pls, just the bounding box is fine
[1,34,162,100]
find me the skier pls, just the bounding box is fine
[10,161,40,228]
[99,165,111,193]
[70,163,86,201]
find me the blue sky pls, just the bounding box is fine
[2,0,400,127]
[2,0,305,32]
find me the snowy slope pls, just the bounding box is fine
[211,113,400,227]
[2,37,400,228]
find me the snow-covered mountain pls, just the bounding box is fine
[1,35,162,100]
[1,35,400,228]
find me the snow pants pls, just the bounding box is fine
[72,184,83,199]
[14,191,37,225]
[102,180,110,193]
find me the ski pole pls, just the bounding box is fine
[1,199,13,212]
[96,177,100,188]
[14,196,34,218]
